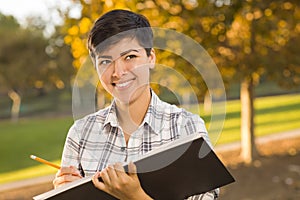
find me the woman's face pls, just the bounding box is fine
[95,37,155,105]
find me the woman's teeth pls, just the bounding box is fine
[115,80,132,88]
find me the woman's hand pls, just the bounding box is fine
[92,162,152,200]
[53,166,82,188]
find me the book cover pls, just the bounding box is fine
[33,134,235,200]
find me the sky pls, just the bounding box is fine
[0,0,80,35]
[0,0,58,23]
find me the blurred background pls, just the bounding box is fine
[0,0,299,199]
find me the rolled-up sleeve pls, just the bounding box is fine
[61,122,81,168]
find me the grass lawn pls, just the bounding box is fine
[0,93,299,184]
[215,93,300,144]
[0,117,73,184]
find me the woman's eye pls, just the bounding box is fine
[100,60,112,65]
[125,55,137,60]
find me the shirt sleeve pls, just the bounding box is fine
[186,189,219,200]
[61,122,82,169]
[179,110,211,145]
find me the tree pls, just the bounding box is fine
[0,14,47,120]
[218,0,300,163]
[0,13,74,121]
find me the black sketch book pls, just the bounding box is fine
[33,134,235,200]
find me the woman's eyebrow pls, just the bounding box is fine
[120,49,139,57]
[98,55,112,59]
[97,49,139,60]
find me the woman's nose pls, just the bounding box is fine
[112,59,127,78]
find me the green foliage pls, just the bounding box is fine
[0,28,49,91]
[0,13,19,31]
[0,13,75,94]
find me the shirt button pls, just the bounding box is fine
[121,147,126,151]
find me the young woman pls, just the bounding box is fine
[53,9,218,200]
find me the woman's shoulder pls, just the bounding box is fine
[71,106,111,129]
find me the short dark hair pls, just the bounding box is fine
[88,9,153,63]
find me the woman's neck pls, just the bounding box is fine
[116,87,151,136]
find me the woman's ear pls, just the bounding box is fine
[148,48,156,69]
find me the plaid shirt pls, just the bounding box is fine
[61,90,218,199]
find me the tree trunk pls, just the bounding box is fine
[240,76,258,164]
[8,89,21,122]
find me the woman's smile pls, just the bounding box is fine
[113,78,136,90]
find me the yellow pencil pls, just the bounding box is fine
[30,155,61,169]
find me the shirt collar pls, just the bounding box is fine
[103,99,119,128]
[140,90,163,135]
[102,89,163,135]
